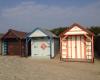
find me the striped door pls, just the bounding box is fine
[67,35,86,60]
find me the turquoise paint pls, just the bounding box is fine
[1,42,4,55]
[2,41,7,55]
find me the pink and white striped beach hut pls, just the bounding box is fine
[60,23,94,62]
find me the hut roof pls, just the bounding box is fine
[27,28,58,38]
[60,23,94,37]
[39,28,57,38]
[0,33,4,39]
[2,29,27,39]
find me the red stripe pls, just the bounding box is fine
[75,36,77,61]
[92,35,94,63]
[60,37,62,60]
[66,37,68,62]
[80,36,82,59]
[84,36,86,61]
[71,36,72,59]
[88,40,89,59]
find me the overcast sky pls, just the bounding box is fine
[0,0,100,33]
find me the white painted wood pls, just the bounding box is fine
[81,36,85,59]
[72,36,75,58]
[76,36,81,58]
[31,38,50,58]
[62,41,67,58]
[62,41,67,49]
[29,29,47,37]
[62,35,92,60]
[64,26,87,35]
[51,40,54,57]
[61,25,93,61]
[86,39,92,59]
[68,36,71,58]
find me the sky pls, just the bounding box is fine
[0,0,100,33]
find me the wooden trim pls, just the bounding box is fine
[25,39,28,57]
[80,36,82,58]
[60,37,62,60]
[92,35,94,63]
[19,39,22,56]
[84,34,92,41]
[1,40,2,55]
[65,29,84,32]
[60,23,94,37]
[50,37,52,59]
[75,36,77,60]
[66,37,68,62]
[84,36,86,61]
[87,38,89,59]
[61,35,68,41]
[71,36,72,59]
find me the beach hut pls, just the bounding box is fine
[26,28,59,59]
[2,29,27,56]
[95,34,100,57]
[60,23,94,62]
[0,34,4,55]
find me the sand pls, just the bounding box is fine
[0,56,100,80]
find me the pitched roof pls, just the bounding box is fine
[39,28,57,38]
[2,29,27,39]
[27,28,58,38]
[60,23,94,37]
[0,33,4,39]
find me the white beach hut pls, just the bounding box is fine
[26,28,59,59]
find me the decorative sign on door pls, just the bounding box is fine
[41,43,47,50]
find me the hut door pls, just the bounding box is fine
[8,40,20,55]
[40,39,50,57]
[67,35,85,59]
[76,36,81,59]
[32,38,50,57]
[71,36,76,58]
[32,40,40,56]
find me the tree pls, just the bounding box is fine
[50,27,68,36]
[88,26,100,35]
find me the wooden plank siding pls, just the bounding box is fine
[8,39,20,55]
[60,23,94,62]
[0,34,4,55]
[26,28,59,59]
[2,29,26,56]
